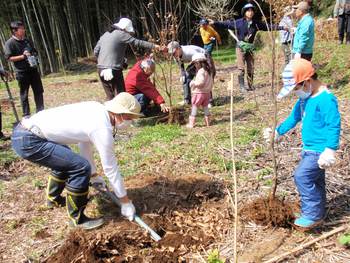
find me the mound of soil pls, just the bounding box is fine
[44,174,231,263]
[240,197,296,227]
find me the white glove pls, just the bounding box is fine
[90,176,106,189]
[180,75,186,84]
[121,201,136,221]
[100,68,113,81]
[263,128,280,143]
[210,37,216,41]
[318,148,336,169]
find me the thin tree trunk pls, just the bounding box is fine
[31,0,54,72]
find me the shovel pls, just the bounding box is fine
[0,74,19,124]
[90,178,162,242]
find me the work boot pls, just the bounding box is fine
[66,188,104,230]
[247,73,254,90]
[186,116,195,128]
[46,174,66,208]
[204,116,210,127]
[238,73,247,93]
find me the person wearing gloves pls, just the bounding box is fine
[125,58,169,115]
[209,3,287,92]
[199,18,222,55]
[94,18,161,100]
[4,21,44,118]
[11,92,142,230]
[186,53,214,128]
[292,2,315,61]
[334,0,350,45]
[279,6,295,65]
[264,59,341,229]
[167,41,215,106]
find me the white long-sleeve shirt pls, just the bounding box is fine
[22,101,127,198]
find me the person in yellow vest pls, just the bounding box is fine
[199,18,222,55]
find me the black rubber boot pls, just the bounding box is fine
[66,188,104,230]
[238,73,246,93]
[46,174,66,208]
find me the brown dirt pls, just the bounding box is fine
[44,173,230,263]
[240,197,296,228]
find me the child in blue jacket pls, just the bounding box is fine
[265,59,341,229]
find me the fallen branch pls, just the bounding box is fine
[264,224,350,263]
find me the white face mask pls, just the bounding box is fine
[115,120,132,130]
[295,82,312,100]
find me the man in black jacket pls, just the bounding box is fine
[210,4,287,92]
[4,21,44,118]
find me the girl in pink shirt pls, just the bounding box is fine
[187,53,214,128]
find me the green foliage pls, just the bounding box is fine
[339,233,350,246]
[0,147,18,167]
[212,46,236,64]
[32,179,45,190]
[127,124,183,150]
[207,249,224,263]
[236,127,260,145]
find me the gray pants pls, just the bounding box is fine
[282,42,292,65]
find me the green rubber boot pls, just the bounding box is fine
[66,188,104,230]
[46,174,66,208]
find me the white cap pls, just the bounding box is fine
[104,92,142,117]
[167,41,180,54]
[191,53,206,63]
[114,18,134,33]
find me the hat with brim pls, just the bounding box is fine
[167,41,180,54]
[191,53,207,64]
[292,2,310,13]
[114,18,135,34]
[104,92,143,118]
[277,59,315,99]
[241,3,255,16]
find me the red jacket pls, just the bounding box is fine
[125,61,165,105]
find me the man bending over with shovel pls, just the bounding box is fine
[11,92,142,230]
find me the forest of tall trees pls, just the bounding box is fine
[0,0,198,74]
[0,0,332,75]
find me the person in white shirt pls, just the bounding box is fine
[11,92,142,230]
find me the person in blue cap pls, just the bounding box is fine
[264,59,341,230]
[209,3,288,92]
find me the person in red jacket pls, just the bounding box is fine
[125,58,169,115]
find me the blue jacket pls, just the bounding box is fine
[214,18,283,43]
[292,14,315,54]
[277,89,341,152]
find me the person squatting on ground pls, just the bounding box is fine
[94,18,162,100]
[167,41,215,107]
[264,59,341,229]
[209,3,287,93]
[4,21,44,118]
[125,58,169,115]
[334,0,350,45]
[292,2,315,61]
[186,53,214,129]
[0,67,10,140]
[199,18,222,56]
[279,6,295,65]
[11,92,143,230]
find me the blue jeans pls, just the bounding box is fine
[134,93,151,113]
[11,124,91,192]
[294,151,326,221]
[204,41,215,55]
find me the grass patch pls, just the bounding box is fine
[236,127,260,146]
[0,147,18,166]
[127,124,183,150]
[212,45,236,64]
